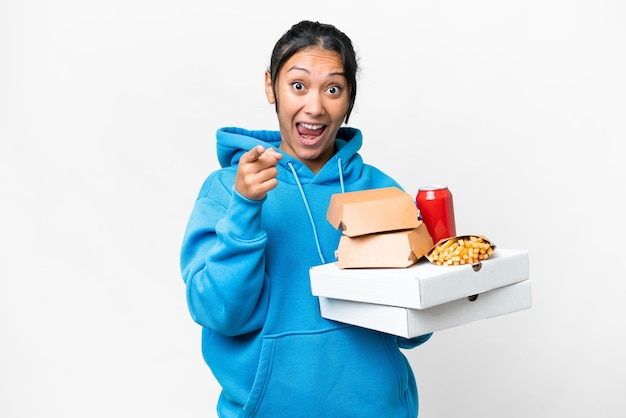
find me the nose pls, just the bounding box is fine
[304,92,324,117]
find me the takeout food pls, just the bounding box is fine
[334,223,433,268]
[426,235,495,266]
[326,187,419,237]
[326,187,431,268]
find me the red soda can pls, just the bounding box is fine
[416,185,457,244]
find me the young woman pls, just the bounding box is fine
[180,20,432,417]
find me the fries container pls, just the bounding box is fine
[426,235,495,265]
[310,248,531,337]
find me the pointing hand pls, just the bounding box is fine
[235,145,283,200]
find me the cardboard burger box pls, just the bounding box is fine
[327,187,433,268]
[310,248,531,337]
[326,186,420,237]
[335,223,433,268]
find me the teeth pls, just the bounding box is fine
[301,123,324,130]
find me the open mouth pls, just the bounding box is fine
[297,123,326,145]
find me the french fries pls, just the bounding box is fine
[426,235,494,266]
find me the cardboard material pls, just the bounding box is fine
[335,222,434,268]
[318,280,532,338]
[426,235,495,266]
[326,187,419,237]
[310,248,529,309]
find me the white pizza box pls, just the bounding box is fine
[310,248,528,310]
[318,280,532,338]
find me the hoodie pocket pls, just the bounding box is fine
[243,325,416,418]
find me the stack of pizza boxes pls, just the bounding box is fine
[310,186,532,337]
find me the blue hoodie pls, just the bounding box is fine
[180,126,432,418]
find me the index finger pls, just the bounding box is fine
[241,145,266,164]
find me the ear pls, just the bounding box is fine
[264,71,276,104]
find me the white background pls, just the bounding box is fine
[1,1,625,417]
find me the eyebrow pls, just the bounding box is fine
[286,65,345,78]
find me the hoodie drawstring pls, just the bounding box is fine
[287,158,345,265]
[288,162,325,264]
[337,157,345,193]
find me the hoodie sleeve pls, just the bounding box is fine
[396,333,433,349]
[180,172,270,336]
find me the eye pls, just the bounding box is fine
[327,85,342,95]
[292,82,305,91]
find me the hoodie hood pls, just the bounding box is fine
[216,126,365,185]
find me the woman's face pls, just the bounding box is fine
[265,47,350,174]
